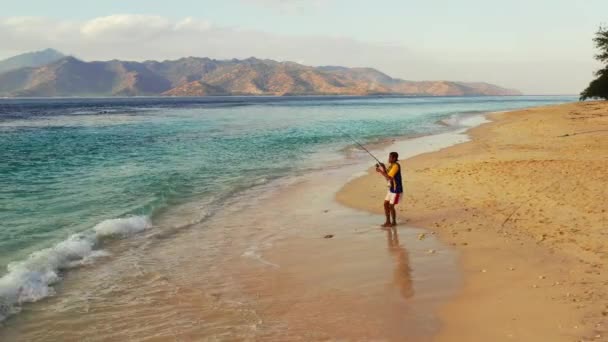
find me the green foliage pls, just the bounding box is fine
[581,26,608,100]
[593,26,608,63]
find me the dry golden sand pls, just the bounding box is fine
[337,101,608,341]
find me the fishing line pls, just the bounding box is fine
[334,126,385,167]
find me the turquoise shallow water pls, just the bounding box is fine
[0,95,575,320]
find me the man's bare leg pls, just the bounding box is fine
[382,201,391,227]
[390,205,397,226]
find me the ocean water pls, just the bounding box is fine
[0,95,576,323]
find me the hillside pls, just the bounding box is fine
[0,48,65,74]
[0,52,521,97]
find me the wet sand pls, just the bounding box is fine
[337,101,608,341]
[229,165,462,341]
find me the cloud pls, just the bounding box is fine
[80,15,173,39]
[0,14,596,93]
[240,0,332,13]
[0,14,421,68]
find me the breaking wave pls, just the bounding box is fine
[0,216,151,322]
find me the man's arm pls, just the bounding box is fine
[377,163,399,182]
[376,164,393,182]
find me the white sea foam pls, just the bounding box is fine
[253,177,269,186]
[439,114,462,127]
[458,114,490,127]
[241,245,279,268]
[0,216,151,322]
[440,112,489,128]
[94,216,152,237]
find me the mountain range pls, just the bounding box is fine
[0,49,521,97]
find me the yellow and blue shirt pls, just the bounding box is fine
[387,162,403,194]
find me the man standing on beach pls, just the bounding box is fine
[376,152,403,227]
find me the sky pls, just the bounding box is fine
[1,0,606,94]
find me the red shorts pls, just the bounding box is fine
[385,191,402,205]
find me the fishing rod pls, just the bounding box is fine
[335,127,386,170]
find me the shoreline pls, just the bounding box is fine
[220,113,499,340]
[336,101,608,341]
[0,145,465,341]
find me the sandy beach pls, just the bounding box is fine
[337,101,608,341]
